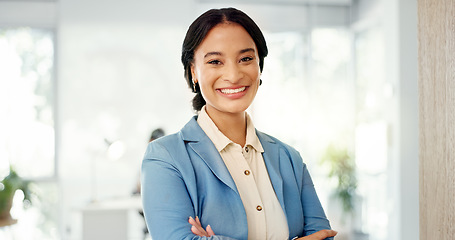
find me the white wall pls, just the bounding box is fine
[396,0,419,239]
[381,0,419,239]
[352,0,419,239]
[0,1,57,28]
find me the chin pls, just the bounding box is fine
[208,97,255,115]
[224,103,251,114]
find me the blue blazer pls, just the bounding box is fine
[141,116,333,240]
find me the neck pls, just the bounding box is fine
[205,107,247,147]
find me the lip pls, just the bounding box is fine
[216,86,249,99]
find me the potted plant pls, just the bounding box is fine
[320,144,361,239]
[321,144,357,215]
[0,167,33,222]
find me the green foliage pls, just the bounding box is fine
[0,167,32,212]
[321,144,357,215]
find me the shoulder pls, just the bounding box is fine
[257,130,307,182]
[150,132,183,147]
[143,116,201,159]
[143,133,183,162]
[256,130,302,159]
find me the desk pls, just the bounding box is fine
[81,196,145,240]
[0,217,17,227]
[0,216,17,240]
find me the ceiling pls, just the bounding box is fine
[197,0,353,6]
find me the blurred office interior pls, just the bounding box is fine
[0,0,418,239]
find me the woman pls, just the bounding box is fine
[141,7,337,240]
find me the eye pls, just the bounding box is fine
[207,59,221,65]
[240,57,253,62]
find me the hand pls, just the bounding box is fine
[189,216,215,237]
[295,229,338,240]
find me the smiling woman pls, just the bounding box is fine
[190,23,261,146]
[141,7,336,240]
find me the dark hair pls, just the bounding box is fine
[181,7,268,111]
[149,128,165,142]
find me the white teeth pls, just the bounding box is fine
[220,87,246,94]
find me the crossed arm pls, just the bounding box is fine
[188,216,337,240]
[142,139,336,239]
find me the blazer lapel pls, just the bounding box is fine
[181,117,239,194]
[257,131,285,212]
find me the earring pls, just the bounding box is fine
[192,80,197,92]
[259,79,263,86]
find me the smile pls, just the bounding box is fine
[219,87,247,94]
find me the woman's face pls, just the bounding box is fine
[191,23,261,117]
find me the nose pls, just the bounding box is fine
[222,62,243,83]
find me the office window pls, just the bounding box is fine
[0,27,58,239]
[254,28,353,167]
[0,27,55,179]
[354,26,388,240]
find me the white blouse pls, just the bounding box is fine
[197,106,289,240]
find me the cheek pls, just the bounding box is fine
[192,63,201,80]
[192,57,207,80]
[247,66,261,81]
[250,59,261,77]
[197,67,220,85]
[196,70,217,96]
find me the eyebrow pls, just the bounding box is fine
[203,48,256,58]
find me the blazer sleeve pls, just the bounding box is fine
[141,140,238,240]
[288,147,334,240]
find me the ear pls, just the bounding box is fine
[190,64,197,83]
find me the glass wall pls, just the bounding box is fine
[253,24,390,240]
[0,27,55,178]
[252,27,357,238]
[354,25,389,240]
[0,27,59,239]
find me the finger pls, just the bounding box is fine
[191,225,205,236]
[313,229,338,239]
[189,217,209,237]
[189,217,203,234]
[206,225,215,236]
[192,224,210,237]
[189,216,199,227]
[195,216,208,235]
